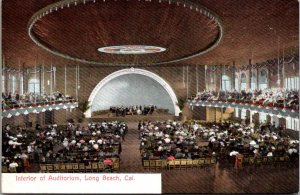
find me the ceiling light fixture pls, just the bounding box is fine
[98,45,166,54]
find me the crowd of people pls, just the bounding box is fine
[191,89,299,110]
[2,91,74,109]
[198,121,299,164]
[2,121,127,173]
[139,120,299,166]
[139,120,202,161]
[110,105,156,117]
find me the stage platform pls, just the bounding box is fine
[90,112,176,122]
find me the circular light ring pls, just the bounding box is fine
[98,45,166,54]
[27,0,224,66]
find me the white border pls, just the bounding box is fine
[85,68,180,117]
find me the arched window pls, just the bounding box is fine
[11,75,17,93]
[250,72,257,91]
[221,75,231,91]
[240,73,247,91]
[285,76,299,90]
[259,69,268,90]
[234,74,239,91]
[28,78,40,94]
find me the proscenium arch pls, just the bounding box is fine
[85,68,180,118]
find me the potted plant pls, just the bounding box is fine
[77,100,90,122]
[176,98,186,120]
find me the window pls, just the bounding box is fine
[221,75,231,91]
[234,74,239,91]
[11,76,17,94]
[20,75,23,94]
[28,78,40,94]
[2,74,5,93]
[235,108,239,117]
[241,109,247,119]
[259,112,267,123]
[286,117,299,131]
[259,69,268,90]
[285,76,299,90]
[241,73,247,91]
[250,72,257,91]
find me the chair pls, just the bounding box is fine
[204,158,211,168]
[113,162,120,172]
[59,163,66,172]
[168,160,175,170]
[174,159,181,169]
[161,160,168,169]
[9,167,17,173]
[180,159,187,170]
[98,162,105,172]
[40,164,47,173]
[192,159,199,169]
[72,163,79,172]
[53,164,60,172]
[186,159,193,168]
[85,163,92,172]
[104,165,112,173]
[155,160,162,170]
[149,160,156,170]
[143,160,150,170]
[91,162,98,172]
[2,166,8,173]
[46,164,54,172]
[78,163,86,172]
[210,157,217,167]
[65,163,73,173]
[198,158,205,168]
[235,155,243,169]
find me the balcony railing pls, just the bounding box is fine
[2,100,78,118]
[188,99,299,119]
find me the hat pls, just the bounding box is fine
[93,144,99,150]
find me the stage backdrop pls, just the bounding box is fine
[91,74,175,114]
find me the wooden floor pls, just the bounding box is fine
[119,122,299,194]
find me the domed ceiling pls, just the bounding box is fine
[28,0,223,66]
[2,0,298,67]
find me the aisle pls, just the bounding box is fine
[119,122,144,172]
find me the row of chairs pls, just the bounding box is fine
[242,156,295,168]
[40,160,120,173]
[143,158,217,170]
[2,166,16,173]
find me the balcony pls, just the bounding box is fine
[188,99,298,119]
[2,100,78,118]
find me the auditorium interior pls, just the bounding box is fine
[1,0,299,194]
